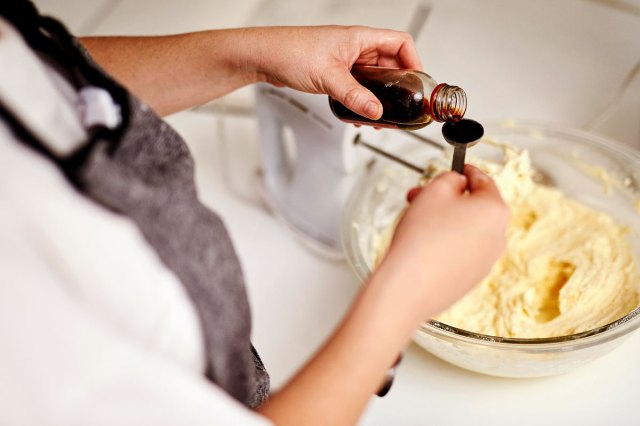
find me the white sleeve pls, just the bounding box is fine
[0,223,272,426]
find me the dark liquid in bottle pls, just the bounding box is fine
[329,68,431,130]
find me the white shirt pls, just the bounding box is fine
[0,17,270,426]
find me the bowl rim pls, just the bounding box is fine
[342,119,640,349]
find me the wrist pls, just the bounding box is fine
[198,28,263,88]
[226,27,271,85]
[367,246,446,326]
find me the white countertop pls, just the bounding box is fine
[32,0,640,424]
[166,107,640,426]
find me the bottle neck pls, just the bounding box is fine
[430,83,467,123]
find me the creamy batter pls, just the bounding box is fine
[378,141,640,338]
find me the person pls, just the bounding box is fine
[0,1,508,425]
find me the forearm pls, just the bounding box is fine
[257,253,435,425]
[80,29,260,116]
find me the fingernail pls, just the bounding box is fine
[365,101,380,119]
[407,187,421,202]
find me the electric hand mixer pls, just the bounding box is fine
[255,84,384,257]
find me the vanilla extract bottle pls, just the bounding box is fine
[329,66,467,130]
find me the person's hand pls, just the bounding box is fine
[82,26,418,116]
[246,26,422,120]
[379,165,509,317]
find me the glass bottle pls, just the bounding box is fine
[329,66,467,130]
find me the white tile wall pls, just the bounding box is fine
[31,0,117,34]
[90,0,264,35]
[245,0,422,29]
[415,0,640,140]
[33,0,427,36]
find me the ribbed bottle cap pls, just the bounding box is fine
[430,84,467,123]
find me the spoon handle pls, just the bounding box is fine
[451,143,467,174]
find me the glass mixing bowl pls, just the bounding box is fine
[342,121,640,378]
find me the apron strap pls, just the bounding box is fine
[0,0,131,155]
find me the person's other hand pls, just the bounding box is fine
[381,165,509,316]
[247,26,422,120]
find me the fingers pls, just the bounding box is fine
[464,165,501,199]
[364,28,423,71]
[407,172,467,203]
[429,171,468,195]
[326,68,382,120]
[319,27,424,120]
[394,33,423,71]
[409,167,503,204]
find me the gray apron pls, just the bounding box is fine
[0,1,269,408]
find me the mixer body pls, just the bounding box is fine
[255,84,383,256]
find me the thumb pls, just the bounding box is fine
[464,165,501,198]
[429,171,469,196]
[325,68,382,120]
